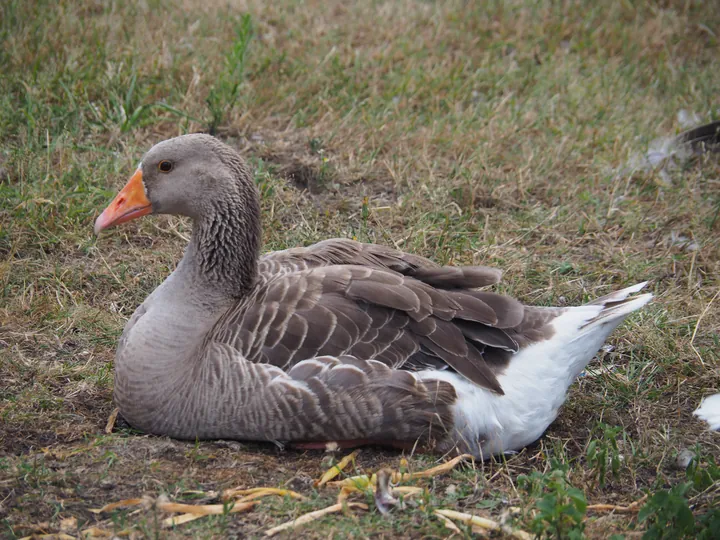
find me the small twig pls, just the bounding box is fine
[587,494,648,514]
[90,497,152,514]
[105,408,119,434]
[97,252,128,292]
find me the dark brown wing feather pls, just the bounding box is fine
[259,238,501,288]
[674,120,720,154]
[209,240,563,395]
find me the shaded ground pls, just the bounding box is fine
[2,0,720,537]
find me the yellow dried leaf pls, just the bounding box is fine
[315,449,360,486]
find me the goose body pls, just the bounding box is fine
[95,134,652,457]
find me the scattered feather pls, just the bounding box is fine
[678,109,702,130]
[666,231,700,252]
[694,393,720,430]
[374,468,400,514]
[621,114,718,185]
[675,449,695,470]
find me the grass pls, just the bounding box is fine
[1,0,719,537]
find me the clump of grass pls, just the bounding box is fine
[519,459,588,539]
[206,13,254,134]
[586,423,624,488]
[638,483,720,539]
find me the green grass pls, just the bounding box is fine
[1,0,720,537]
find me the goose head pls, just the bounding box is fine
[94,134,262,296]
[94,134,257,234]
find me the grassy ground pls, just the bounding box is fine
[1,0,719,537]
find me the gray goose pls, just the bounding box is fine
[94,134,652,457]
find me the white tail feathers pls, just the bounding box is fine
[694,393,720,431]
[588,281,650,305]
[580,283,653,330]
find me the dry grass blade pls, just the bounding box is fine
[18,535,75,540]
[264,502,369,537]
[315,449,360,486]
[587,494,649,513]
[434,509,532,540]
[690,288,720,366]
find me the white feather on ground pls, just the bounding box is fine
[694,393,720,431]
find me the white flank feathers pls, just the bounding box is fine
[419,284,653,456]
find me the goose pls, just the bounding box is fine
[94,134,653,458]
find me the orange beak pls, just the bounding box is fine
[94,169,152,234]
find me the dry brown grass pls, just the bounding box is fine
[1,0,719,537]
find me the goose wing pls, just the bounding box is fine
[209,259,527,394]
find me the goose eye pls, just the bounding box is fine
[158,160,173,173]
